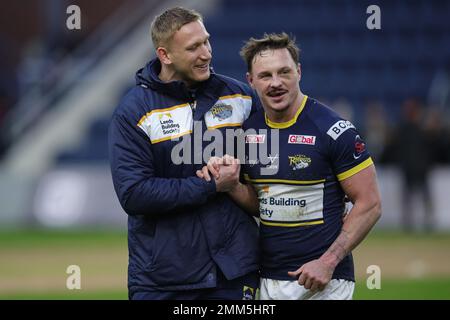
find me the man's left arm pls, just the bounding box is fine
[288,164,382,291]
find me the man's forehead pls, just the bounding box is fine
[177,21,207,37]
[173,21,209,44]
[252,49,294,70]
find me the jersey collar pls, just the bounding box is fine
[265,95,308,129]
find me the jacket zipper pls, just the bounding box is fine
[188,90,197,115]
[189,100,197,114]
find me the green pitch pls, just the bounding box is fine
[0,229,449,300]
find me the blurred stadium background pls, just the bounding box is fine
[0,0,449,299]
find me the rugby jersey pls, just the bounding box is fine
[242,95,373,281]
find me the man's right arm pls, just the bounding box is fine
[108,114,216,216]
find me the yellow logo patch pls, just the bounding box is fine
[158,113,172,120]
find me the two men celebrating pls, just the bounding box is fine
[109,7,381,300]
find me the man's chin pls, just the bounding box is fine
[196,71,210,82]
[264,101,290,113]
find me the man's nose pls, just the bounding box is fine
[200,44,212,60]
[269,75,282,88]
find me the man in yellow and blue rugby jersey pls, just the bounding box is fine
[198,33,381,300]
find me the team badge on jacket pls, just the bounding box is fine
[211,103,233,121]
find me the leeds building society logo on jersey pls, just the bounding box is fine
[211,103,233,121]
[289,154,312,170]
[353,135,366,159]
[159,112,180,135]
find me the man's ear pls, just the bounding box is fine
[156,47,171,65]
[246,72,254,88]
[297,63,302,80]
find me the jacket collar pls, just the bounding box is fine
[135,58,221,103]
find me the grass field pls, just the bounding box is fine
[1,229,449,300]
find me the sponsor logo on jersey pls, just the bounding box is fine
[288,134,316,145]
[353,135,366,159]
[245,134,266,143]
[267,197,306,207]
[260,207,274,217]
[158,113,172,120]
[210,103,233,121]
[327,120,355,140]
[159,112,180,135]
[288,154,311,170]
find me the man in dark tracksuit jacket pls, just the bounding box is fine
[108,7,260,300]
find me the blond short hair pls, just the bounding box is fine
[240,33,300,72]
[151,7,203,48]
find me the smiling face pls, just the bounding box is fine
[247,48,302,121]
[157,20,212,87]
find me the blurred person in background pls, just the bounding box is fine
[364,100,389,163]
[332,97,354,124]
[198,33,382,300]
[108,7,260,300]
[425,108,450,166]
[387,98,436,232]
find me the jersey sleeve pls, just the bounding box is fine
[326,119,374,181]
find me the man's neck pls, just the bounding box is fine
[266,92,305,124]
[158,65,178,83]
[158,66,199,89]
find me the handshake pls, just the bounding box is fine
[196,154,241,193]
[196,154,259,215]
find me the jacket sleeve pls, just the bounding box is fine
[108,113,216,216]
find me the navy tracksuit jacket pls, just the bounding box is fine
[108,59,260,296]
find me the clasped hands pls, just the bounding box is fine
[196,154,241,193]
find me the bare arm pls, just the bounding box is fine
[321,164,381,266]
[228,182,259,216]
[288,164,382,291]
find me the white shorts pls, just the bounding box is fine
[259,278,355,300]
